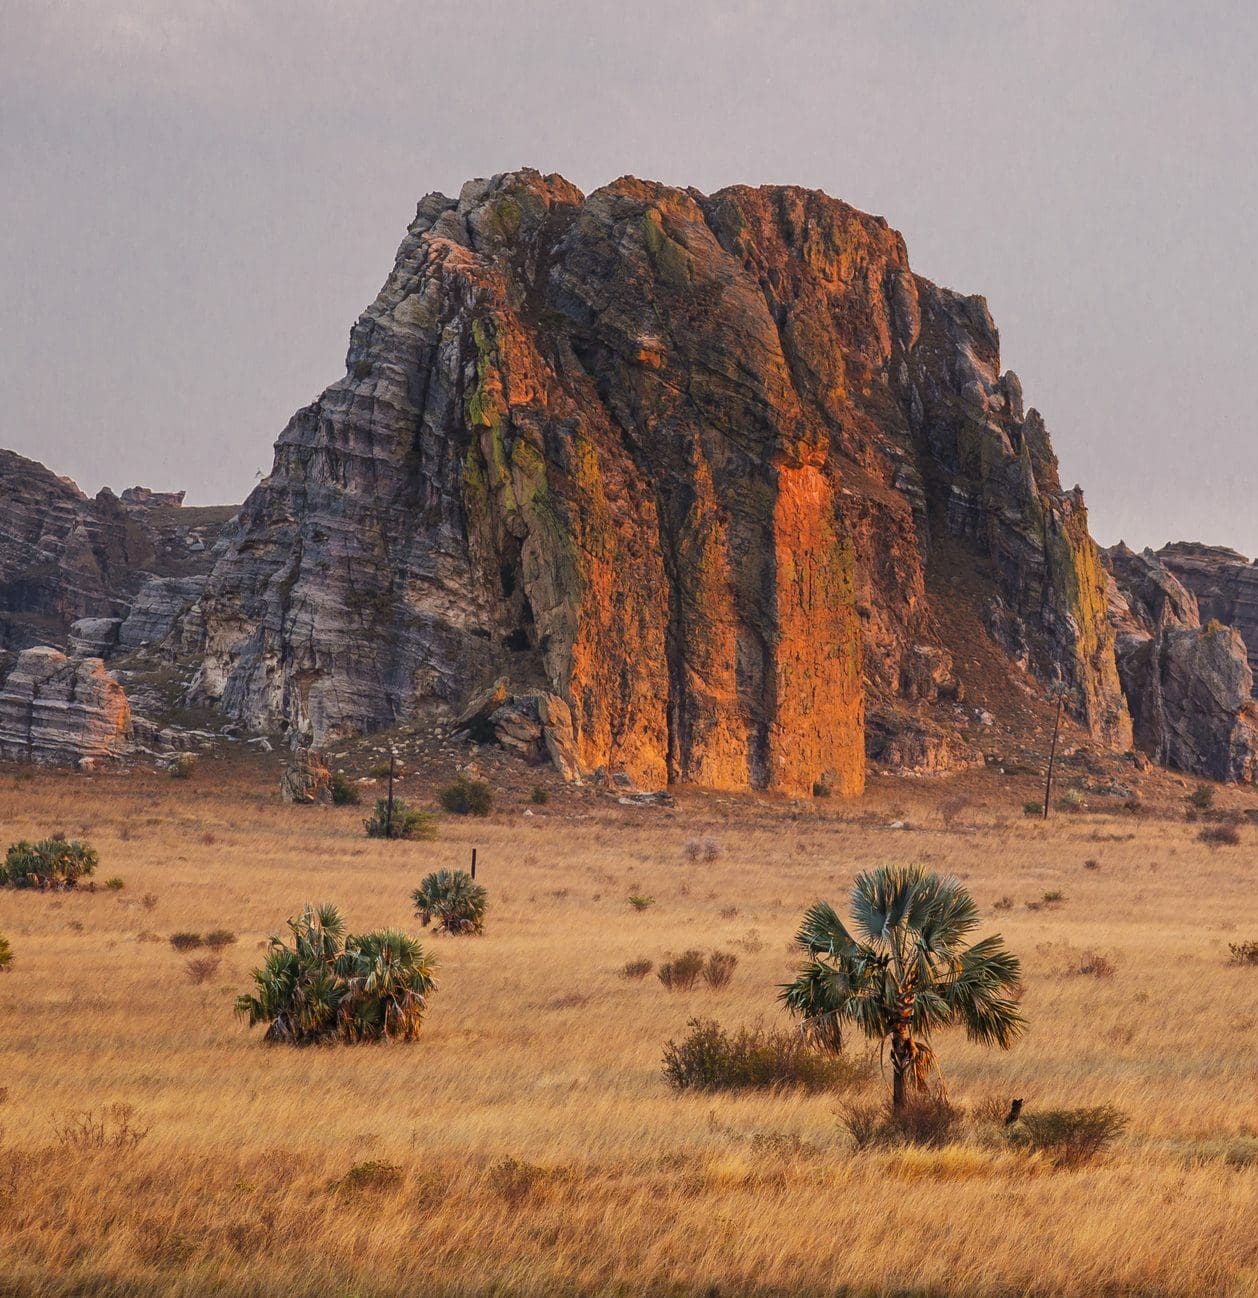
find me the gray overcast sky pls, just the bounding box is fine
[2,1,1255,552]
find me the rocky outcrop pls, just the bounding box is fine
[190,169,1129,795]
[0,449,229,655]
[0,647,132,765]
[1157,543,1258,684]
[1104,543,1258,781]
[280,747,333,803]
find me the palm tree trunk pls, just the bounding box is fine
[890,1026,912,1110]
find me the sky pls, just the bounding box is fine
[2,1,1255,553]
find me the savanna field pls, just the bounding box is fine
[1,754,1256,1298]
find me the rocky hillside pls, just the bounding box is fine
[187,169,1131,796]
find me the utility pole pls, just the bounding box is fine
[470,847,477,880]
[1043,693,1063,821]
[386,748,396,839]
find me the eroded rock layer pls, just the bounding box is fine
[190,170,1130,795]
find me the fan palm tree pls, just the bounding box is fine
[235,904,437,1045]
[337,930,437,1041]
[780,865,1025,1108]
[412,869,487,934]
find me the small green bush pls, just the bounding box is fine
[105,877,125,891]
[2,838,98,890]
[204,929,238,951]
[364,799,438,840]
[658,950,706,990]
[1006,1105,1128,1166]
[438,778,494,817]
[1189,784,1215,811]
[840,1095,963,1149]
[627,894,655,912]
[530,786,549,805]
[169,932,204,952]
[412,869,487,935]
[662,1017,870,1093]
[169,753,197,780]
[0,933,12,971]
[330,773,361,806]
[1055,789,1084,813]
[368,764,393,780]
[1023,801,1043,817]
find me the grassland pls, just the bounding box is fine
[0,756,1255,1297]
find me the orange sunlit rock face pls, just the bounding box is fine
[193,169,1131,791]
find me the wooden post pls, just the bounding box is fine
[386,749,396,840]
[1043,695,1062,821]
[470,847,477,880]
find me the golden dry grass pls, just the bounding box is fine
[1,758,1256,1297]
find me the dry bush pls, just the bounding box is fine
[702,950,738,989]
[839,1095,963,1149]
[657,950,705,990]
[1075,949,1117,978]
[662,1018,870,1093]
[52,1104,148,1152]
[683,836,721,863]
[939,795,970,828]
[204,929,238,951]
[1007,1105,1128,1167]
[327,1159,404,1197]
[169,932,203,951]
[1228,940,1258,966]
[1198,823,1241,847]
[619,958,653,980]
[185,955,222,985]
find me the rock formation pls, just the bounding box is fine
[0,647,132,765]
[1104,543,1258,781]
[0,448,230,656]
[1156,542,1258,683]
[189,169,1130,795]
[280,747,333,803]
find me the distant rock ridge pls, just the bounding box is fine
[183,168,1131,794]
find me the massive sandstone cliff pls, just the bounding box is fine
[189,169,1130,795]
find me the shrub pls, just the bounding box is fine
[330,772,361,806]
[840,1094,963,1149]
[1199,823,1241,847]
[487,1155,550,1203]
[658,949,706,990]
[1006,1105,1128,1167]
[812,780,832,798]
[2,838,98,890]
[368,763,393,780]
[328,1159,404,1197]
[684,836,721,863]
[105,876,125,890]
[185,955,222,985]
[0,933,12,971]
[1083,858,1100,871]
[1074,949,1116,978]
[236,903,437,1044]
[438,778,494,817]
[1228,940,1258,966]
[1189,784,1215,811]
[1023,801,1043,817]
[53,1104,148,1152]
[627,894,655,912]
[1041,890,1066,904]
[204,929,238,951]
[662,1017,870,1092]
[169,932,204,952]
[620,958,653,980]
[169,753,197,780]
[412,869,487,935]
[530,786,549,805]
[364,798,438,840]
[702,950,738,989]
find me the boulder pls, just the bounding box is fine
[0,646,131,764]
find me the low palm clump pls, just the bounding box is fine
[364,798,438,840]
[781,865,1024,1108]
[412,869,487,934]
[1,837,98,889]
[236,903,437,1044]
